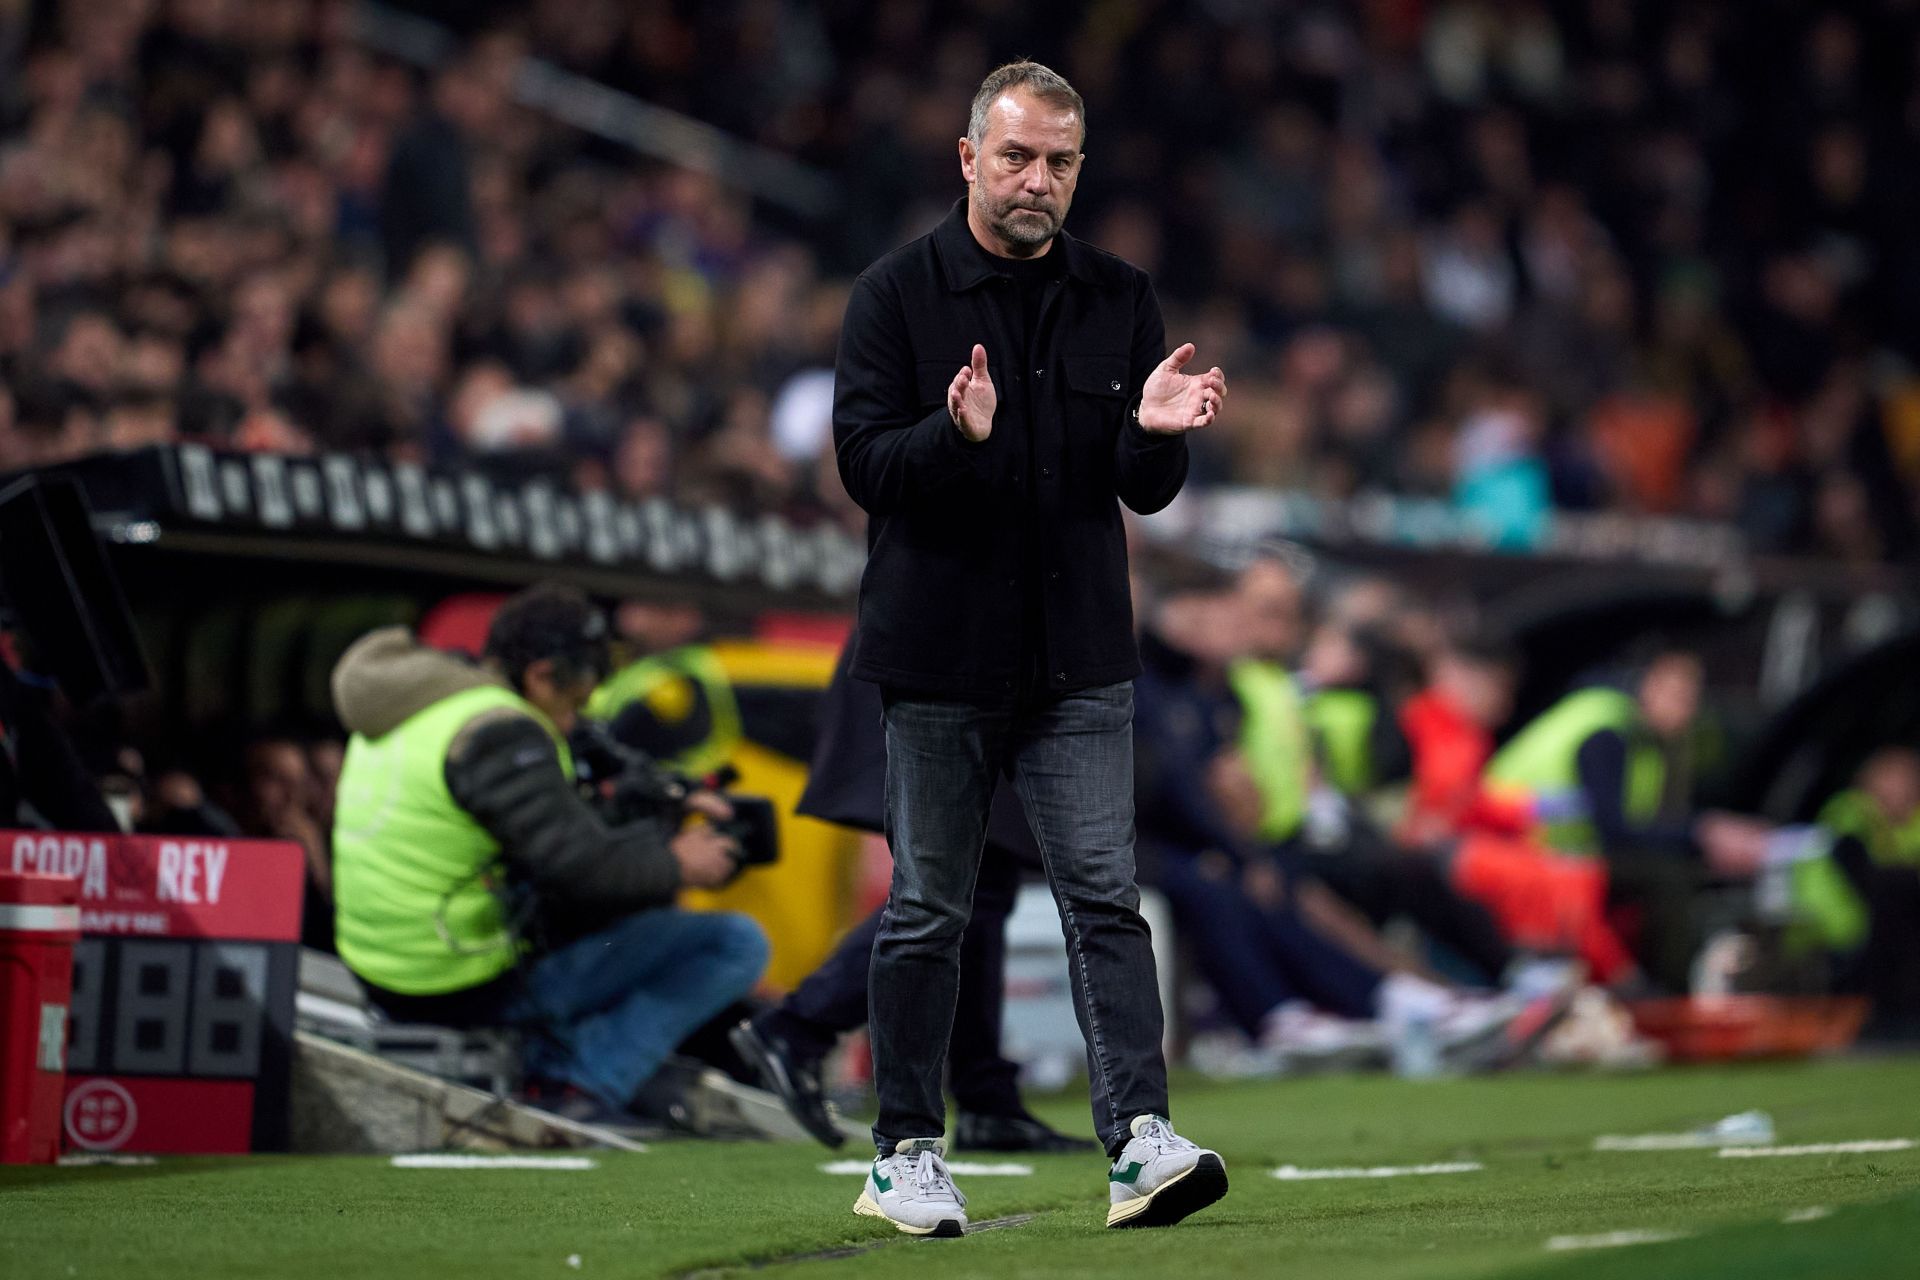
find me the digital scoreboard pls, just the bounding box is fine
[4,831,304,1154]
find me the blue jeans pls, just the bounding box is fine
[871,683,1169,1157]
[503,908,768,1108]
[1154,850,1383,1033]
[765,838,1025,1117]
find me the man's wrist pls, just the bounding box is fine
[950,410,988,444]
[1130,399,1178,436]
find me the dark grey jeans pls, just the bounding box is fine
[869,682,1169,1157]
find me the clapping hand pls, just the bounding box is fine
[947,344,997,442]
[1136,343,1226,434]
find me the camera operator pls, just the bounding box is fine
[329,584,769,1119]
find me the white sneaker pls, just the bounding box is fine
[1106,1115,1228,1229]
[1429,993,1528,1070]
[1261,1001,1390,1073]
[853,1138,968,1237]
[1379,973,1571,1073]
[1504,956,1586,1002]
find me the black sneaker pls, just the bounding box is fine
[728,1017,844,1148]
[953,1110,1098,1153]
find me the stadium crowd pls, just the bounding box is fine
[3,0,1920,559]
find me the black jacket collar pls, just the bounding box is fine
[932,197,1094,292]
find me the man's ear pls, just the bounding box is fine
[958,136,977,184]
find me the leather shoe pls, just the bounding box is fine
[728,1017,844,1148]
[953,1110,1097,1153]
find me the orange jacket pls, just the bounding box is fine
[1398,687,1534,840]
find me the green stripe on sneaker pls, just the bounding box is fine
[1110,1161,1145,1184]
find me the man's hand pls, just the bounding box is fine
[947,344,996,442]
[671,824,740,889]
[684,789,735,822]
[1697,811,1770,879]
[1242,859,1287,909]
[1136,342,1226,434]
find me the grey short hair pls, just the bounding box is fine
[967,61,1085,147]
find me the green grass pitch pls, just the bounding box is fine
[4,1058,1917,1279]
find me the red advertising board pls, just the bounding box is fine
[2,832,303,1154]
[5,832,303,941]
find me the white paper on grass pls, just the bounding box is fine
[1593,1110,1775,1150]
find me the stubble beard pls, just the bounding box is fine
[976,182,1062,252]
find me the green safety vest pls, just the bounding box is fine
[332,685,571,995]
[586,644,741,776]
[1819,790,1920,868]
[1784,787,1920,954]
[1485,687,1665,856]
[1228,658,1311,842]
[1304,687,1379,798]
[1782,790,1920,953]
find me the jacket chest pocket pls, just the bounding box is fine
[1064,355,1130,431]
[915,359,962,412]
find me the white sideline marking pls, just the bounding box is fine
[1269,1161,1482,1181]
[1594,1133,1770,1151]
[390,1154,598,1170]
[1546,1229,1691,1252]
[58,1154,158,1167]
[818,1160,1033,1176]
[1594,1134,1715,1150]
[1718,1140,1914,1158]
[1784,1206,1833,1224]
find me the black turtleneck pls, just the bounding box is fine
[979,237,1066,702]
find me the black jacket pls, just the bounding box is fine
[833,199,1188,700]
[795,637,1041,863]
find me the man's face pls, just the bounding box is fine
[959,88,1083,254]
[1235,560,1304,664]
[1861,749,1920,822]
[1437,655,1514,729]
[1638,653,1703,739]
[249,743,308,818]
[522,659,598,737]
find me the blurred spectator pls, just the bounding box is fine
[0,0,1917,561]
[238,735,333,949]
[142,767,240,838]
[1816,749,1920,1036]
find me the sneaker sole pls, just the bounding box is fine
[1106,1153,1229,1229]
[854,1190,966,1238]
[1496,990,1578,1068]
[1442,991,1578,1074]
